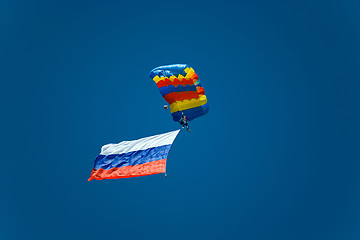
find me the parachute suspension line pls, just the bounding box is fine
[164,161,167,178]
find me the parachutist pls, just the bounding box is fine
[164,105,168,110]
[179,113,190,132]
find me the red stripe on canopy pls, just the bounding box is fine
[156,78,195,88]
[163,91,201,104]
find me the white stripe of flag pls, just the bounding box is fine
[100,130,180,155]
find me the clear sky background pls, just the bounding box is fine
[1,0,359,239]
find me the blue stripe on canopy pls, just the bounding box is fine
[149,64,189,79]
[159,84,197,96]
[172,103,209,121]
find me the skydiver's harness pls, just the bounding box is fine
[179,118,187,126]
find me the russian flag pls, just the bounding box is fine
[88,130,180,181]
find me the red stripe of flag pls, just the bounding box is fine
[88,159,166,181]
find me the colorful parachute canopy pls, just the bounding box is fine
[149,64,209,122]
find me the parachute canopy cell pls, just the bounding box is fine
[149,64,209,122]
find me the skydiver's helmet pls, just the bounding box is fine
[164,105,168,110]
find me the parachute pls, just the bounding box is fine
[149,64,209,122]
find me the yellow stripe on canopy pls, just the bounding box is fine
[153,74,192,83]
[152,67,195,83]
[170,95,207,113]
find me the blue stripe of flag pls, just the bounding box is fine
[93,145,171,170]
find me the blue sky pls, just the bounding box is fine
[1,0,359,239]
